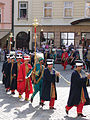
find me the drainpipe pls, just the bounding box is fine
[12,0,14,34]
[11,0,14,49]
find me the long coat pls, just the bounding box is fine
[61,52,68,65]
[41,68,57,101]
[17,63,33,94]
[5,62,16,90]
[2,61,8,84]
[67,70,87,107]
[11,62,20,90]
[5,62,12,89]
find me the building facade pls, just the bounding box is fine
[14,0,90,50]
[0,0,12,48]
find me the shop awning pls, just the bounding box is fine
[71,18,90,25]
[0,31,10,39]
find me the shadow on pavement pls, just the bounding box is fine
[30,108,54,120]
[14,104,54,120]
[0,83,28,113]
[14,104,36,119]
[64,115,89,120]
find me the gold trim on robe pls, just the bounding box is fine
[50,83,55,98]
[25,64,30,91]
[80,73,86,103]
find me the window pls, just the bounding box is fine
[40,32,54,45]
[43,2,52,18]
[64,2,73,18]
[61,33,74,46]
[0,9,1,23]
[18,2,28,19]
[85,1,90,17]
[81,33,90,47]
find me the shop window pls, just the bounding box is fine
[85,2,90,17]
[40,32,54,45]
[18,1,28,19]
[81,33,90,47]
[43,2,52,18]
[64,2,73,18]
[61,33,74,46]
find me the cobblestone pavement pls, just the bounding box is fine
[0,62,90,120]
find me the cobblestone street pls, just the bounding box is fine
[0,62,90,120]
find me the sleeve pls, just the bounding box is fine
[43,69,55,83]
[17,64,23,81]
[12,63,17,75]
[28,64,32,70]
[66,53,68,58]
[2,62,5,72]
[71,72,87,87]
[61,53,63,59]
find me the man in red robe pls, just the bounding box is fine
[17,55,33,101]
[61,49,68,70]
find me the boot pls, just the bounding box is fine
[77,113,86,117]
[30,97,33,103]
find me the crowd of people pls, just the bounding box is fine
[1,46,90,118]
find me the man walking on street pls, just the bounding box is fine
[30,57,44,105]
[17,55,33,101]
[40,60,60,109]
[65,60,90,117]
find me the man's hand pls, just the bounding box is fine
[56,72,60,77]
[14,74,16,77]
[87,74,90,79]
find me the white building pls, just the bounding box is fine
[14,0,90,50]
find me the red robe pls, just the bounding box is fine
[61,52,68,69]
[17,63,33,95]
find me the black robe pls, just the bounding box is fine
[12,62,22,89]
[67,70,87,107]
[41,68,57,101]
[5,62,16,90]
[11,62,18,90]
[2,61,8,84]
[4,62,10,88]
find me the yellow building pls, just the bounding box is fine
[14,0,90,49]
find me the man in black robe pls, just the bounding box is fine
[65,60,90,117]
[6,54,15,94]
[2,54,10,85]
[2,54,10,86]
[41,60,60,109]
[12,53,22,93]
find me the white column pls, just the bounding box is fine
[29,27,32,50]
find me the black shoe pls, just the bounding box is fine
[6,90,8,92]
[77,113,86,117]
[31,98,33,103]
[65,108,68,115]
[6,89,10,93]
[39,102,42,105]
[39,102,45,106]
[40,102,45,107]
[11,92,15,95]
[49,107,56,110]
